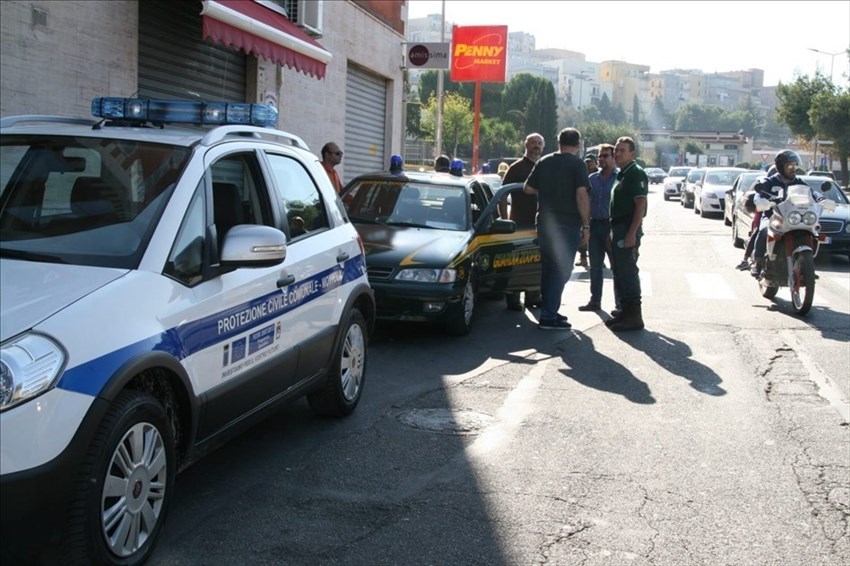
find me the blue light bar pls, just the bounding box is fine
[91,97,278,128]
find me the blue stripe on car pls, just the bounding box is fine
[57,255,366,396]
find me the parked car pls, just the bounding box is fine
[693,167,748,218]
[724,171,764,226]
[0,98,375,564]
[807,170,836,180]
[645,167,667,184]
[680,168,706,208]
[663,166,692,201]
[341,169,541,335]
[731,175,850,255]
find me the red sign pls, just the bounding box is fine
[450,25,508,83]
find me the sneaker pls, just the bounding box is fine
[539,317,572,330]
[575,259,588,268]
[735,260,749,271]
[578,301,601,312]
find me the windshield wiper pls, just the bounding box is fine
[385,221,432,229]
[0,247,67,263]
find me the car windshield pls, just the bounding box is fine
[801,178,849,203]
[687,169,703,182]
[0,135,191,269]
[343,179,470,231]
[705,170,744,185]
[669,168,690,177]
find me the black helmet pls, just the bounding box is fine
[774,150,802,175]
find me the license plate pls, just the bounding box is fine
[819,234,832,244]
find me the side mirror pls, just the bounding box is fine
[488,218,516,234]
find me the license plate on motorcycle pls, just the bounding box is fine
[819,235,832,244]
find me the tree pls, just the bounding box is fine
[501,73,544,123]
[632,94,641,128]
[653,139,680,168]
[524,81,558,148]
[581,121,639,154]
[479,117,521,160]
[675,103,726,131]
[420,91,473,157]
[648,98,675,130]
[775,73,835,141]
[809,88,850,184]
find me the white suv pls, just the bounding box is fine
[0,98,374,565]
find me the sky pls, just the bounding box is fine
[406,0,850,87]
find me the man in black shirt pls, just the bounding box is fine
[524,128,590,330]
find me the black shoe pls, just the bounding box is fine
[750,261,763,278]
[605,308,623,327]
[539,317,572,330]
[735,260,749,271]
[578,301,601,312]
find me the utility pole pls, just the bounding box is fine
[434,0,445,160]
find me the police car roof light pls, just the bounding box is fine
[390,154,404,174]
[91,97,278,128]
[450,158,464,176]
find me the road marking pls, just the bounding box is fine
[686,272,736,299]
[829,276,850,292]
[466,355,548,458]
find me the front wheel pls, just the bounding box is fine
[308,308,367,416]
[65,391,175,566]
[790,250,816,315]
[446,275,476,336]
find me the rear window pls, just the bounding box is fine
[669,168,690,177]
[0,135,191,268]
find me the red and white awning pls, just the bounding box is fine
[201,0,331,79]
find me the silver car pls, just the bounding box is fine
[693,167,748,217]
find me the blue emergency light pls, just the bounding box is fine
[91,97,278,128]
[449,159,464,177]
[389,154,404,174]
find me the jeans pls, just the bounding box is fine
[610,223,642,303]
[588,220,616,305]
[754,215,770,260]
[537,217,581,321]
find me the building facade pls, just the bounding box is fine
[0,0,406,182]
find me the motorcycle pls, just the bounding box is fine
[755,184,835,316]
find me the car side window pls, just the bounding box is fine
[264,153,330,240]
[164,184,205,286]
[209,152,275,254]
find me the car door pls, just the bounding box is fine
[163,146,303,441]
[472,182,541,294]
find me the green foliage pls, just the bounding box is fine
[581,122,639,154]
[681,139,705,155]
[632,94,641,128]
[479,118,521,160]
[653,139,680,168]
[648,98,675,130]
[775,73,835,141]
[524,81,558,148]
[420,91,474,157]
[809,88,850,184]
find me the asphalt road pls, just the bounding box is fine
[151,182,850,565]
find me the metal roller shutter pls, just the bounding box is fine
[138,0,246,102]
[344,65,387,181]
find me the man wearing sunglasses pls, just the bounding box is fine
[321,142,345,194]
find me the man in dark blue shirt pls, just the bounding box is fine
[578,144,618,313]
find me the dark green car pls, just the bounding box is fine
[341,171,541,335]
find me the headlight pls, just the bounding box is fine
[803,212,818,226]
[0,334,66,411]
[395,268,457,283]
[787,211,802,225]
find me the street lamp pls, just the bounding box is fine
[807,47,844,81]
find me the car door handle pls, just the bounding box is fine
[337,251,350,263]
[277,274,295,288]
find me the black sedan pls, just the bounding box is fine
[341,171,541,335]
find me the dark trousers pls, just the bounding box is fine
[610,223,642,304]
[588,220,616,305]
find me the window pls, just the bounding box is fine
[165,185,205,286]
[209,152,275,254]
[265,153,329,240]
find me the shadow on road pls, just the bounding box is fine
[615,330,727,396]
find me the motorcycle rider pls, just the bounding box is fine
[750,150,825,277]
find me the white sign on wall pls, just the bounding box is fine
[406,42,450,69]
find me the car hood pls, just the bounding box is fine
[704,183,735,194]
[825,202,850,221]
[0,259,127,341]
[355,224,469,268]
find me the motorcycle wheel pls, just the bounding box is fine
[790,250,815,316]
